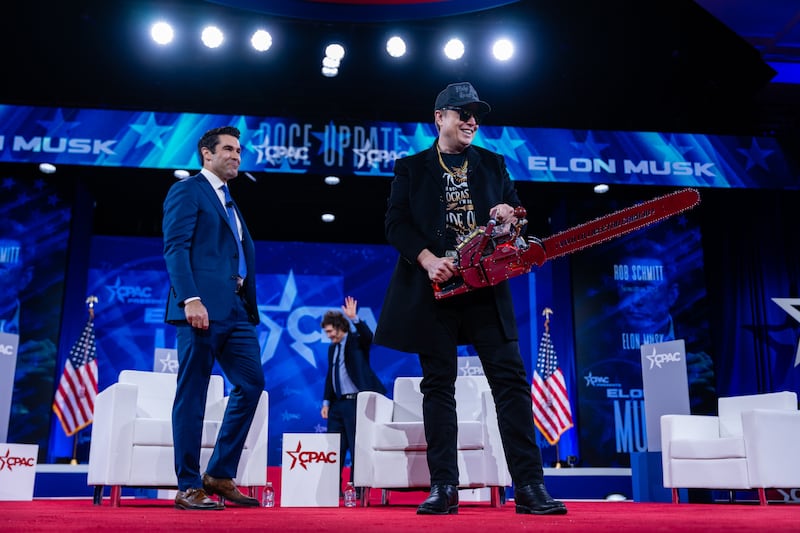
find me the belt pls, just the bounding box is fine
[338,393,358,400]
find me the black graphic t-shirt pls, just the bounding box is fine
[440,153,475,247]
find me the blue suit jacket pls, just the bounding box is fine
[163,173,259,325]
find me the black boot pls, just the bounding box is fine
[416,484,459,515]
[514,483,568,515]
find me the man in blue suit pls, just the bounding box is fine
[320,296,386,496]
[163,126,264,510]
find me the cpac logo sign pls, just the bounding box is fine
[285,441,337,470]
[584,372,611,387]
[105,277,157,304]
[0,449,36,471]
[352,140,407,169]
[645,346,682,369]
[0,344,15,355]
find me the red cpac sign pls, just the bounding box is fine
[285,440,337,470]
[0,448,36,472]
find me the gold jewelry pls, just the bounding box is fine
[436,143,468,182]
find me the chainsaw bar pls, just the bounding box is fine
[541,187,700,260]
[432,188,701,300]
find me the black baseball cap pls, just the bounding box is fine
[434,82,491,114]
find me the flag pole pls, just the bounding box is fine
[70,295,98,466]
[542,308,563,469]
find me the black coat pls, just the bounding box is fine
[374,140,522,354]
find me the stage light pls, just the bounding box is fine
[324,176,340,185]
[594,183,609,194]
[325,43,345,61]
[150,21,175,45]
[443,38,465,60]
[492,38,514,61]
[386,36,407,58]
[322,56,340,69]
[201,25,224,49]
[321,213,335,223]
[173,169,189,179]
[39,163,56,174]
[250,29,272,52]
[321,66,338,77]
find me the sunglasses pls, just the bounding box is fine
[441,106,484,124]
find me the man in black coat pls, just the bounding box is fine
[321,296,386,495]
[374,82,567,516]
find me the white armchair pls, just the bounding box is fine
[660,391,799,505]
[354,375,511,507]
[87,370,268,506]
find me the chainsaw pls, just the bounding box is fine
[432,188,701,300]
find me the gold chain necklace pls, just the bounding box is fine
[436,143,468,182]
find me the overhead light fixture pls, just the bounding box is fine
[324,176,340,185]
[39,163,57,174]
[386,36,407,58]
[250,29,272,52]
[201,26,224,49]
[594,184,609,194]
[443,38,465,60]
[150,21,175,45]
[173,169,190,179]
[321,43,345,78]
[321,213,335,223]
[492,38,514,61]
[325,43,345,61]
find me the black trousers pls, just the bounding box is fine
[327,396,357,488]
[418,290,544,487]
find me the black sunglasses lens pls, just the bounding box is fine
[458,108,481,123]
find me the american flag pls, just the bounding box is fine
[531,322,573,445]
[52,317,98,436]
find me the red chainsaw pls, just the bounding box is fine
[433,188,701,299]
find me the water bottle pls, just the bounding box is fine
[261,481,275,508]
[343,482,357,508]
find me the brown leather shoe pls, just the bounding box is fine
[202,472,259,506]
[174,487,225,510]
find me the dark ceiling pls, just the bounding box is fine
[4,0,797,134]
[2,0,799,244]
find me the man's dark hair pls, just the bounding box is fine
[197,126,241,166]
[321,310,350,332]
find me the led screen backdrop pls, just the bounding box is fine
[571,210,713,467]
[2,176,71,461]
[0,104,795,189]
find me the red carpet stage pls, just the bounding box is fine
[2,498,798,532]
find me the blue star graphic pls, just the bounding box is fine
[257,271,298,364]
[36,109,81,136]
[311,120,351,159]
[129,113,173,149]
[399,123,437,154]
[663,134,694,157]
[570,131,610,157]
[737,137,774,171]
[480,127,527,163]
